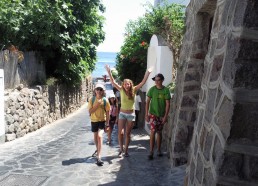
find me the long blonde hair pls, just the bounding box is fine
[121,79,135,100]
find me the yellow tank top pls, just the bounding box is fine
[120,88,135,110]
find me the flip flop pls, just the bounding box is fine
[92,150,97,157]
[118,150,123,158]
[158,152,163,157]
[96,159,104,166]
[148,154,154,160]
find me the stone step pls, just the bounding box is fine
[217,176,258,186]
[224,141,258,157]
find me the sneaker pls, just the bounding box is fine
[96,159,104,166]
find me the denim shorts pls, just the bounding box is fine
[119,112,135,121]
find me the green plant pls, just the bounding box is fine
[46,77,58,86]
[111,68,118,79]
[116,16,153,84]
[116,3,185,83]
[167,82,176,94]
[0,0,105,85]
[146,3,186,80]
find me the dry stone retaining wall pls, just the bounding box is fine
[4,79,93,142]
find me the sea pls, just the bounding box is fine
[91,52,117,78]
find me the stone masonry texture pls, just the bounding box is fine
[4,79,93,142]
[163,0,258,185]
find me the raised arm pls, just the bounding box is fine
[105,65,121,91]
[135,67,153,91]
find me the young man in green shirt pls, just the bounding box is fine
[145,73,171,160]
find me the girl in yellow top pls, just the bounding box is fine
[88,84,110,166]
[105,65,152,157]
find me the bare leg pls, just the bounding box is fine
[149,131,156,155]
[124,121,134,154]
[97,129,104,159]
[118,119,126,152]
[108,128,112,143]
[157,132,162,154]
[94,132,98,150]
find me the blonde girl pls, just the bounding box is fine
[105,65,152,157]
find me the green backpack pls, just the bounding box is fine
[91,96,107,112]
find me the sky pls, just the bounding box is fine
[97,0,190,53]
[97,0,153,53]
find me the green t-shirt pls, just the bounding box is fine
[147,86,171,117]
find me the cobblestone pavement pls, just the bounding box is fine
[0,104,186,186]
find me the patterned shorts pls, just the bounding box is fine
[149,114,164,133]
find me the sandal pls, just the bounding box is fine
[118,150,123,158]
[148,153,154,160]
[124,152,129,157]
[92,150,97,157]
[158,152,163,157]
[96,158,104,166]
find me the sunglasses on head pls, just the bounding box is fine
[96,88,103,91]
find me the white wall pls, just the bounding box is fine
[159,47,173,86]
[142,46,157,93]
[0,69,5,143]
[143,35,173,93]
[144,35,173,134]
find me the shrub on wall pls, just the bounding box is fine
[0,0,105,85]
[116,3,185,84]
[116,17,152,84]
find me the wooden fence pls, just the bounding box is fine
[0,50,46,89]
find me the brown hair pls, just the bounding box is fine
[121,79,135,100]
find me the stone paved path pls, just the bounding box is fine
[0,104,186,186]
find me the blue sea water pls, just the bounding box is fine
[91,52,117,78]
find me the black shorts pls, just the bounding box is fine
[91,121,105,132]
[109,116,116,129]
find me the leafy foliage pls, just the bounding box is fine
[111,68,118,79]
[116,17,152,84]
[146,3,185,79]
[116,3,185,83]
[0,0,105,85]
[167,82,176,93]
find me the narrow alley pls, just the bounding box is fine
[0,103,185,186]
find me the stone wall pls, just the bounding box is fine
[4,78,93,142]
[164,0,258,185]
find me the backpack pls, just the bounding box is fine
[91,96,106,112]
